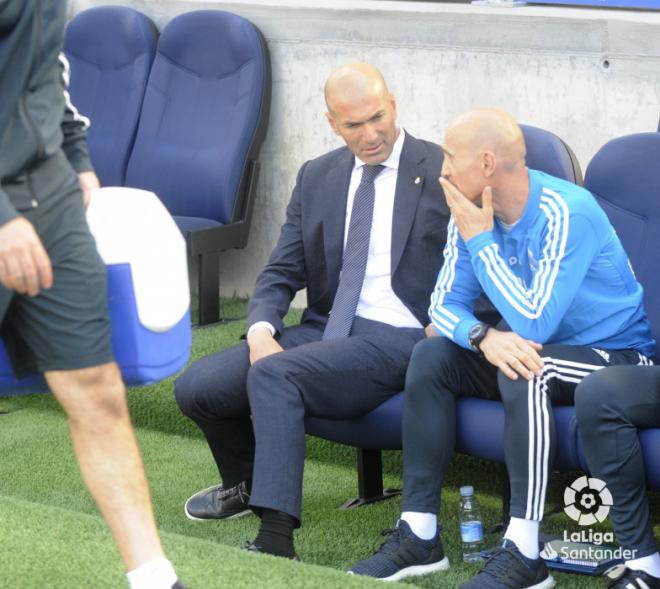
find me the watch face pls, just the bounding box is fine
[469,323,483,340]
[469,323,487,351]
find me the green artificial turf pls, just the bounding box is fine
[0,298,658,588]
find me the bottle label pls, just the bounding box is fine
[460,521,484,543]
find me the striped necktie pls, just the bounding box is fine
[322,164,385,340]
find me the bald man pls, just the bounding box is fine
[175,64,492,558]
[351,108,654,587]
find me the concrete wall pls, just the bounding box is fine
[68,0,660,304]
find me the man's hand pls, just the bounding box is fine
[0,217,53,296]
[440,178,494,242]
[479,328,543,381]
[247,327,284,365]
[78,171,100,210]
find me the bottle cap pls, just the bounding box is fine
[460,485,474,497]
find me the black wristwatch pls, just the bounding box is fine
[468,322,490,354]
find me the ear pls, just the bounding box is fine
[326,111,341,136]
[482,151,496,178]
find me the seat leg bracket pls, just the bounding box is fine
[340,448,401,510]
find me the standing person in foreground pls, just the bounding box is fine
[175,63,497,559]
[350,107,655,588]
[576,366,660,589]
[0,3,186,587]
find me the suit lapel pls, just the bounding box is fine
[391,133,427,275]
[321,148,354,285]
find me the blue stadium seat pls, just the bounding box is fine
[305,124,584,507]
[519,124,583,186]
[0,344,42,395]
[578,132,660,491]
[64,6,157,187]
[0,188,191,396]
[124,10,272,325]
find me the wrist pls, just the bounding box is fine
[466,230,495,257]
[468,322,490,355]
[248,325,273,337]
[247,321,276,339]
[247,326,272,342]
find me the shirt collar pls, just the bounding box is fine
[353,127,405,172]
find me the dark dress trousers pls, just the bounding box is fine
[175,133,468,522]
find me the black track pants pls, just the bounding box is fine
[576,365,660,556]
[401,337,645,521]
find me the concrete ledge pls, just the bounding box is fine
[70,0,660,56]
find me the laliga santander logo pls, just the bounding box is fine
[563,475,613,526]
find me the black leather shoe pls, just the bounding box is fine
[241,541,300,561]
[184,481,251,521]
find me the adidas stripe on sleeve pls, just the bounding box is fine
[428,217,483,349]
[465,189,601,343]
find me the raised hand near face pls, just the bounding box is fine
[440,178,494,242]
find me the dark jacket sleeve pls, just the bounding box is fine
[58,53,94,175]
[247,162,309,334]
[0,0,34,226]
[0,187,18,228]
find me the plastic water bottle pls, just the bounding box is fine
[459,485,485,562]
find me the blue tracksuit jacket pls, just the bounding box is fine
[429,169,656,358]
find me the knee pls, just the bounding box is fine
[174,362,201,417]
[497,370,530,408]
[49,362,128,422]
[245,355,286,402]
[575,369,620,427]
[405,337,462,398]
[175,355,247,419]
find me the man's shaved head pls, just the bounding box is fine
[446,108,526,172]
[324,63,399,165]
[324,63,389,115]
[440,107,531,221]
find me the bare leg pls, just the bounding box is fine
[45,362,164,571]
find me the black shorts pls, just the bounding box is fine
[0,153,114,378]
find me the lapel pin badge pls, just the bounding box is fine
[414,176,422,185]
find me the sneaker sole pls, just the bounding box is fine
[526,576,555,589]
[348,556,450,582]
[184,506,253,522]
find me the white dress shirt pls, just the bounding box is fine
[348,129,421,328]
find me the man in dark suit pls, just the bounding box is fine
[175,63,451,559]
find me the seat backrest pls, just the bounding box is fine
[584,132,660,362]
[64,7,157,187]
[125,10,271,225]
[520,124,583,184]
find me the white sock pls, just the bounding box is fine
[626,552,660,578]
[504,517,540,560]
[127,558,177,589]
[401,511,437,540]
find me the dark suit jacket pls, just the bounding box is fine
[247,132,450,334]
